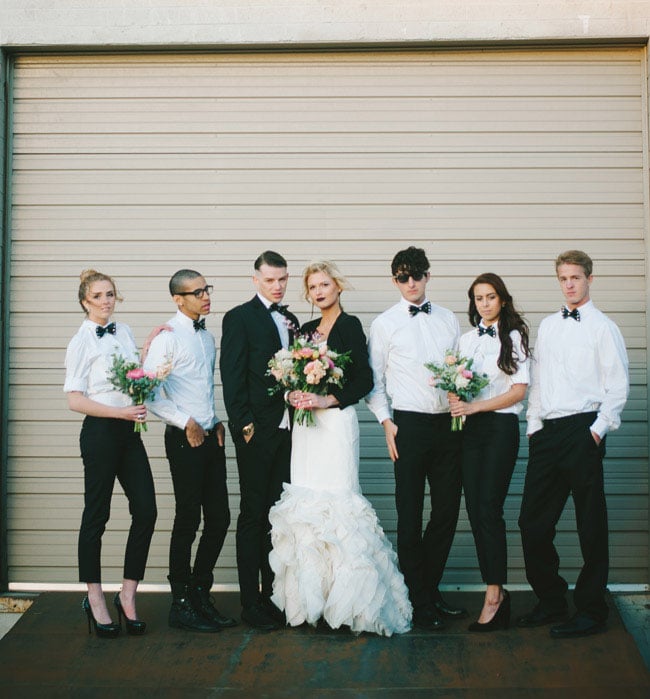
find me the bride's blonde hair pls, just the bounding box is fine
[301,260,351,302]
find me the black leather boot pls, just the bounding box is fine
[168,578,221,633]
[191,574,238,629]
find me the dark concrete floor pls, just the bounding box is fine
[1,591,648,698]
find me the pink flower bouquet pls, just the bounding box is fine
[425,350,489,431]
[267,334,351,426]
[108,354,171,432]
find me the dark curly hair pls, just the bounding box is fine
[467,272,530,375]
[391,246,430,277]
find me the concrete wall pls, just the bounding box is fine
[0,1,648,48]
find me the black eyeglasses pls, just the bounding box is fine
[176,285,213,298]
[393,272,426,284]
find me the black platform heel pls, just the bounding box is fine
[467,589,511,632]
[82,596,121,638]
[114,592,147,636]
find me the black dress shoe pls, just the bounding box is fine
[432,593,468,619]
[550,613,606,639]
[516,604,568,628]
[413,605,446,632]
[261,598,286,626]
[241,603,280,631]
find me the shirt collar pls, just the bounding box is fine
[175,309,201,329]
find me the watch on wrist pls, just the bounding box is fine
[242,422,254,437]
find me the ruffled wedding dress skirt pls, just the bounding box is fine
[269,406,412,636]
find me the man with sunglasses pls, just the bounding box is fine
[366,246,465,631]
[144,269,235,632]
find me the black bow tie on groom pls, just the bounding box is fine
[95,322,116,338]
[409,302,431,317]
[478,325,496,337]
[193,318,206,331]
[269,302,289,316]
[561,306,580,322]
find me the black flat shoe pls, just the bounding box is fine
[114,592,147,636]
[82,597,120,639]
[550,613,606,639]
[468,590,510,632]
[516,604,568,628]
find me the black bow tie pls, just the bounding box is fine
[193,318,206,331]
[409,302,431,317]
[561,307,580,322]
[95,322,116,338]
[478,325,496,337]
[269,302,289,316]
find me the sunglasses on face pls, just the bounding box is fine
[176,285,213,298]
[393,272,426,284]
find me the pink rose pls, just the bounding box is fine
[126,368,145,380]
[462,370,473,379]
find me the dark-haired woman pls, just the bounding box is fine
[64,269,157,637]
[448,273,530,632]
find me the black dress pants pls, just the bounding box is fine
[461,411,519,585]
[234,425,291,608]
[165,425,230,584]
[78,416,157,583]
[518,412,609,621]
[393,410,462,610]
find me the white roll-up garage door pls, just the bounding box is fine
[7,47,648,587]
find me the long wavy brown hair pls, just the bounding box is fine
[467,272,530,375]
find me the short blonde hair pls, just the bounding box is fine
[555,250,593,277]
[77,269,122,313]
[301,260,351,302]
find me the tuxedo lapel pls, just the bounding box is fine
[248,295,284,348]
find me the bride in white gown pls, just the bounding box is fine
[269,261,412,636]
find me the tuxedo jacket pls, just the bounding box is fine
[220,295,299,437]
[300,312,373,408]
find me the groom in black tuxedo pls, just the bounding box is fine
[220,251,299,630]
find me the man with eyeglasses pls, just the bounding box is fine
[366,246,466,631]
[144,269,236,632]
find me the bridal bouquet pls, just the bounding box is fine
[108,354,172,432]
[425,350,489,431]
[267,335,352,426]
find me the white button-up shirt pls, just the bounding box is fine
[458,323,529,415]
[526,300,629,438]
[366,298,461,423]
[64,319,139,408]
[143,310,220,431]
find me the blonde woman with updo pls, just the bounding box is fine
[269,260,412,636]
[64,270,157,638]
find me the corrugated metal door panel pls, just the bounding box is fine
[7,47,648,586]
